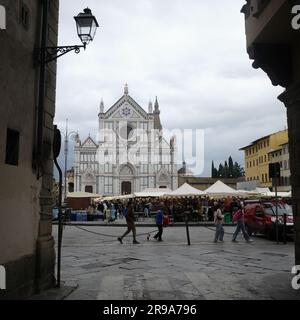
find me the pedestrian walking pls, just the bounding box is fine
[121,204,126,219]
[144,205,149,218]
[153,208,164,241]
[214,204,224,243]
[232,203,253,243]
[117,200,139,244]
[110,204,116,222]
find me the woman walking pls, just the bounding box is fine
[232,203,253,243]
[214,204,224,243]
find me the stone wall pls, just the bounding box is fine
[0,0,59,298]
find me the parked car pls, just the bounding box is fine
[244,202,294,240]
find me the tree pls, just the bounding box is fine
[211,156,244,178]
[218,163,224,177]
[224,160,229,178]
[211,161,218,178]
[228,156,234,177]
[233,162,245,178]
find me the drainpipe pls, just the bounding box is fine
[35,0,48,178]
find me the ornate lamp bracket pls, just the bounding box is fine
[36,44,86,64]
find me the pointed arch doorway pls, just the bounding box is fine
[121,181,132,195]
[119,164,135,195]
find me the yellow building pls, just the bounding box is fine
[240,130,288,188]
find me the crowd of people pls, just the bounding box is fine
[89,196,249,223]
[84,196,290,244]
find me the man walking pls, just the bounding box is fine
[117,200,139,244]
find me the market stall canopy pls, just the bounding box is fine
[166,183,206,196]
[99,194,134,201]
[255,187,271,195]
[237,189,260,196]
[252,187,291,198]
[67,192,101,198]
[204,180,241,197]
[134,188,172,197]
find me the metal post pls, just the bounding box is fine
[53,126,63,288]
[35,0,48,176]
[64,119,68,203]
[185,212,191,245]
[275,175,279,244]
[283,213,287,245]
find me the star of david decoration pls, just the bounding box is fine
[121,106,132,118]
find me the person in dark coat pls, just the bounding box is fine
[153,209,164,241]
[117,200,139,244]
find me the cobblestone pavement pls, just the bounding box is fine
[45,225,300,300]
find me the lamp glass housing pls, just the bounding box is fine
[74,8,99,45]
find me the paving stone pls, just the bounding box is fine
[33,225,300,300]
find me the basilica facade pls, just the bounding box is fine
[73,85,178,196]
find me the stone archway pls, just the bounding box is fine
[83,172,96,193]
[119,163,135,194]
[121,181,132,195]
[157,172,170,189]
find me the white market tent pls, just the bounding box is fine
[237,189,260,196]
[255,187,271,195]
[204,180,243,197]
[253,187,291,198]
[166,183,206,197]
[67,191,101,198]
[99,194,134,201]
[134,188,172,197]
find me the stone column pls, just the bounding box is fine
[278,82,300,265]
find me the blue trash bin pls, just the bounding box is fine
[71,212,77,221]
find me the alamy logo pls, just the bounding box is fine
[0,265,6,290]
[292,5,300,30]
[291,265,300,290]
[0,5,6,30]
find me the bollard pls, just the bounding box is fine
[283,213,287,245]
[185,213,191,246]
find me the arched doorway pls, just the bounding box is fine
[121,181,131,195]
[85,185,93,193]
[119,164,135,195]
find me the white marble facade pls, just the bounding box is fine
[74,85,178,196]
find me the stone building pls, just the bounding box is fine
[239,130,288,188]
[241,0,300,264]
[268,143,291,192]
[0,0,59,298]
[74,85,178,196]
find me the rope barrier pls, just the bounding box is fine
[64,223,158,239]
[205,225,234,235]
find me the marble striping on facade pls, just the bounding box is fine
[74,85,178,196]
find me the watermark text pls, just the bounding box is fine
[292,5,300,30]
[0,265,6,290]
[291,265,300,290]
[0,5,6,30]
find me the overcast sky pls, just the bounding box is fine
[54,0,288,176]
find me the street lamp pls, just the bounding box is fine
[35,5,99,173]
[63,119,77,202]
[36,7,99,64]
[74,8,99,46]
[35,3,99,289]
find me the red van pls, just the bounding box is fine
[244,202,294,240]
